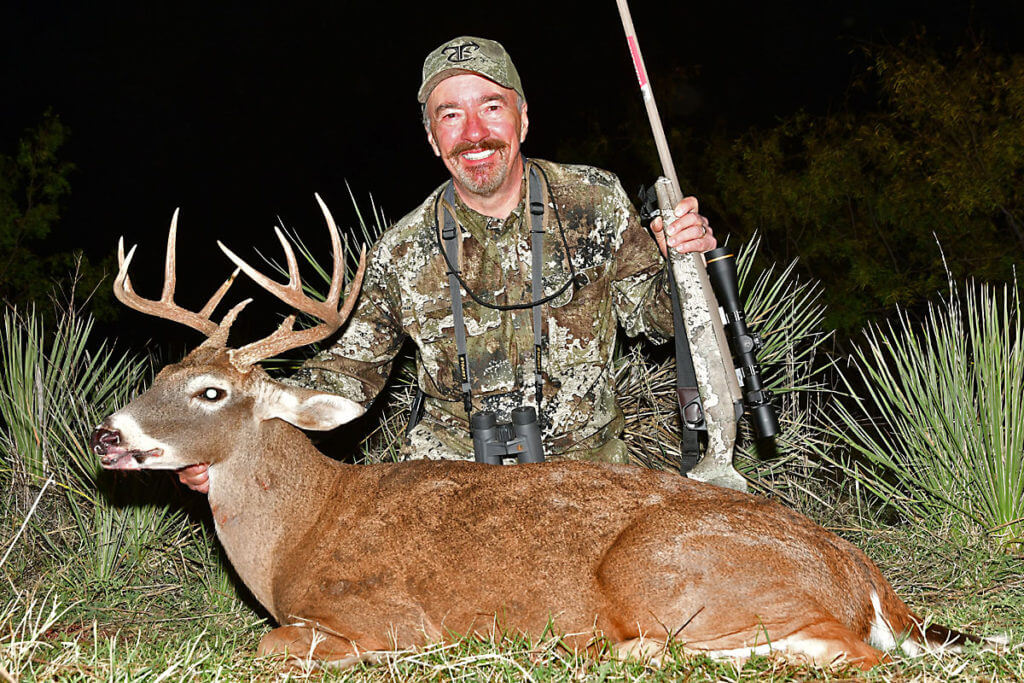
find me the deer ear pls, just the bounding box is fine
[257,384,365,431]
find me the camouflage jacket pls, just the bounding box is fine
[290,159,674,461]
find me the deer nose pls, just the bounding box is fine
[90,427,121,455]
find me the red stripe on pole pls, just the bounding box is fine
[627,36,648,88]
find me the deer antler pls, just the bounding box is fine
[219,193,367,369]
[114,208,241,336]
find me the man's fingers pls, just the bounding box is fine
[665,212,708,238]
[177,463,210,494]
[667,220,716,254]
[652,197,712,256]
[673,196,699,217]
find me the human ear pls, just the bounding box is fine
[426,125,441,157]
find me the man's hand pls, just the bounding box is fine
[177,463,210,494]
[650,196,716,257]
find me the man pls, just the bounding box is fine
[180,36,713,492]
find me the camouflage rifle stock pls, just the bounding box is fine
[616,0,745,491]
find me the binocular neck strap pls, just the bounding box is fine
[439,161,547,421]
[440,183,474,416]
[528,164,546,414]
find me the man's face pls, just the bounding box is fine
[425,74,528,199]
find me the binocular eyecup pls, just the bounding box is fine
[705,247,780,440]
[471,406,545,465]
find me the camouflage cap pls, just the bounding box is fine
[417,36,524,104]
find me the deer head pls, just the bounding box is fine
[91,195,367,472]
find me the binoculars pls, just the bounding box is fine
[471,406,545,465]
[705,246,779,440]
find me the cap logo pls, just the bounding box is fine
[442,41,479,63]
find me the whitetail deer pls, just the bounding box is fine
[91,196,979,670]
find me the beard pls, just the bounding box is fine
[447,139,512,196]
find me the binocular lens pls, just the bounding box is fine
[512,406,537,425]
[471,411,497,430]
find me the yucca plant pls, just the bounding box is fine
[0,308,150,494]
[830,280,1024,545]
[0,306,200,584]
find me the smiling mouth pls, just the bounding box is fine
[461,149,496,161]
[100,448,162,470]
[449,139,507,164]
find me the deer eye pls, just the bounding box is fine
[198,387,225,401]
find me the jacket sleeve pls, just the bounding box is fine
[607,180,675,343]
[285,241,406,407]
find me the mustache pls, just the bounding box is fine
[448,139,508,159]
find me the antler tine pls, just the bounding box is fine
[160,208,180,303]
[112,210,238,337]
[198,267,241,319]
[115,238,138,295]
[218,239,331,322]
[224,197,368,369]
[314,192,344,305]
[197,298,253,351]
[275,227,303,294]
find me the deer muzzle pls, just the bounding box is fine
[91,425,162,470]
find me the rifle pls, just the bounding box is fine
[615,0,748,490]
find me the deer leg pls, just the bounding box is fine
[613,636,670,666]
[615,619,889,671]
[759,620,889,671]
[257,625,385,669]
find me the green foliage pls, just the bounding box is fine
[0,306,216,587]
[0,112,113,316]
[710,41,1024,333]
[0,305,249,683]
[830,279,1024,545]
[0,307,148,487]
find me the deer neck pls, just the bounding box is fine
[205,418,341,617]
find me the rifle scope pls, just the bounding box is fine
[705,247,779,439]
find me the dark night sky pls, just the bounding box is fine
[3,1,1022,346]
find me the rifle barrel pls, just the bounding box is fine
[614,0,683,199]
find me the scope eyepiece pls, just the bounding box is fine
[748,403,780,440]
